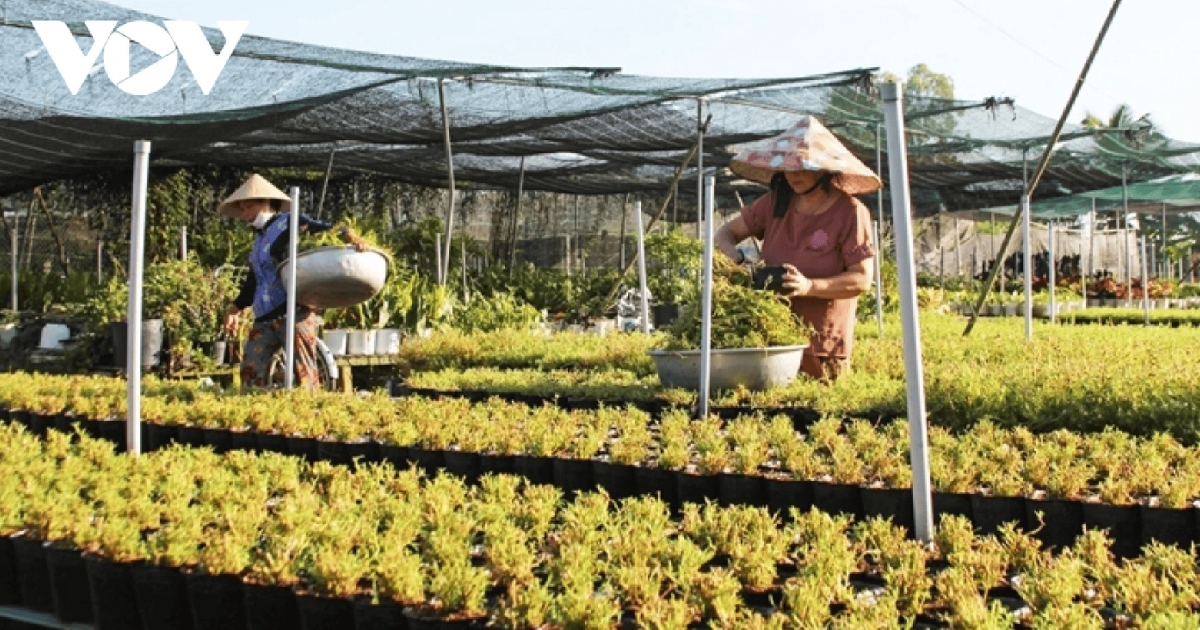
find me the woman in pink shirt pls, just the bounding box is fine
[715,116,881,381]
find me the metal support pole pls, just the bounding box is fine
[697,176,716,419]
[696,99,704,240]
[315,145,336,221]
[435,233,443,285]
[881,82,933,544]
[1122,166,1131,300]
[1048,222,1056,323]
[954,217,962,277]
[872,220,884,336]
[96,240,103,285]
[438,78,457,286]
[876,124,884,227]
[127,140,151,455]
[1022,152,1033,340]
[180,225,187,261]
[634,201,651,334]
[461,241,468,301]
[283,187,300,390]
[565,235,572,277]
[1162,203,1168,279]
[1141,234,1150,323]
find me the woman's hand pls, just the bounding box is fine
[781,263,813,297]
[222,306,241,336]
[340,226,370,252]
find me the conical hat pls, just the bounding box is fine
[729,116,881,196]
[219,174,292,217]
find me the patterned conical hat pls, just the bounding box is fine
[729,116,881,196]
[219,174,292,217]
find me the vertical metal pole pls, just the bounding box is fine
[1022,153,1032,339]
[438,78,457,286]
[881,82,933,543]
[180,225,187,261]
[1122,166,1131,300]
[283,187,300,390]
[697,176,716,419]
[96,240,103,284]
[461,241,468,301]
[127,140,151,456]
[1141,234,1150,323]
[696,99,704,240]
[872,220,884,336]
[1162,203,1168,280]
[634,201,651,334]
[565,235,572,277]
[1048,222,1056,323]
[9,218,16,311]
[435,233,443,285]
[954,217,962,277]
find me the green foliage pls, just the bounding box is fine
[645,230,703,305]
[665,267,810,350]
[454,292,541,334]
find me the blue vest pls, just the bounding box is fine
[249,214,291,319]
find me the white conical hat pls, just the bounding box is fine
[218,174,292,217]
[729,116,881,196]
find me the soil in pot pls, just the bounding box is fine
[45,544,94,623]
[243,581,301,630]
[131,563,194,630]
[1081,503,1141,559]
[514,455,556,486]
[1140,505,1195,549]
[186,572,247,630]
[297,592,355,630]
[0,535,21,606]
[1025,498,1083,551]
[84,554,144,630]
[860,487,915,535]
[811,482,863,520]
[970,494,1027,536]
[766,477,814,520]
[12,535,54,612]
[719,473,768,508]
[443,450,481,484]
[592,461,638,500]
[352,597,407,630]
[635,466,679,510]
[676,471,721,507]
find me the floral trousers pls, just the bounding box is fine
[239,312,322,389]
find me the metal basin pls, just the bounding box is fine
[277,246,390,310]
[648,345,808,391]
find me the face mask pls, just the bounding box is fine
[251,211,275,229]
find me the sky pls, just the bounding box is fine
[109,0,1200,143]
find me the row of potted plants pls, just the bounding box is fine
[1064,308,1200,328]
[3,424,1199,630]
[4,374,1200,557]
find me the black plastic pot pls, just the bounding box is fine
[51,412,75,434]
[407,447,445,474]
[202,428,234,454]
[141,423,179,452]
[860,487,915,535]
[286,436,321,463]
[443,450,481,483]
[552,458,594,496]
[95,419,127,450]
[229,429,260,453]
[27,412,51,436]
[130,563,194,630]
[45,544,93,623]
[84,555,144,630]
[10,409,35,433]
[969,494,1026,536]
[12,535,53,612]
[257,432,291,455]
[1140,505,1195,549]
[402,612,440,630]
[676,472,721,507]
[719,473,768,508]
[1081,503,1141,559]
[652,303,685,328]
[812,482,863,520]
[378,444,411,470]
[478,453,515,476]
[932,492,974,523]
[244,581,301,630]
[766,478,814,520]
[176,425,206,447]
[514,455,556,486]
[1025,498,1084,550]
[297,592,355,630]
[317,439,352,466]
[0,535,20,606]
[592,461,638,500]
[635,466,679,509]
[186,572,247,630]
[347,440,381,467]
[352,597,408,630]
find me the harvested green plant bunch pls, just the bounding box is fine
[665,259,810,350]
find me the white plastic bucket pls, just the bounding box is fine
[39,323,71,350]
[374,328,401,355]
[323,329,349,356]
[347,329,376,355]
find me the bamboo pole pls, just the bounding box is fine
[438,78,457,286]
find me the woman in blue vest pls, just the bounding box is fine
[220,174,368,388]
